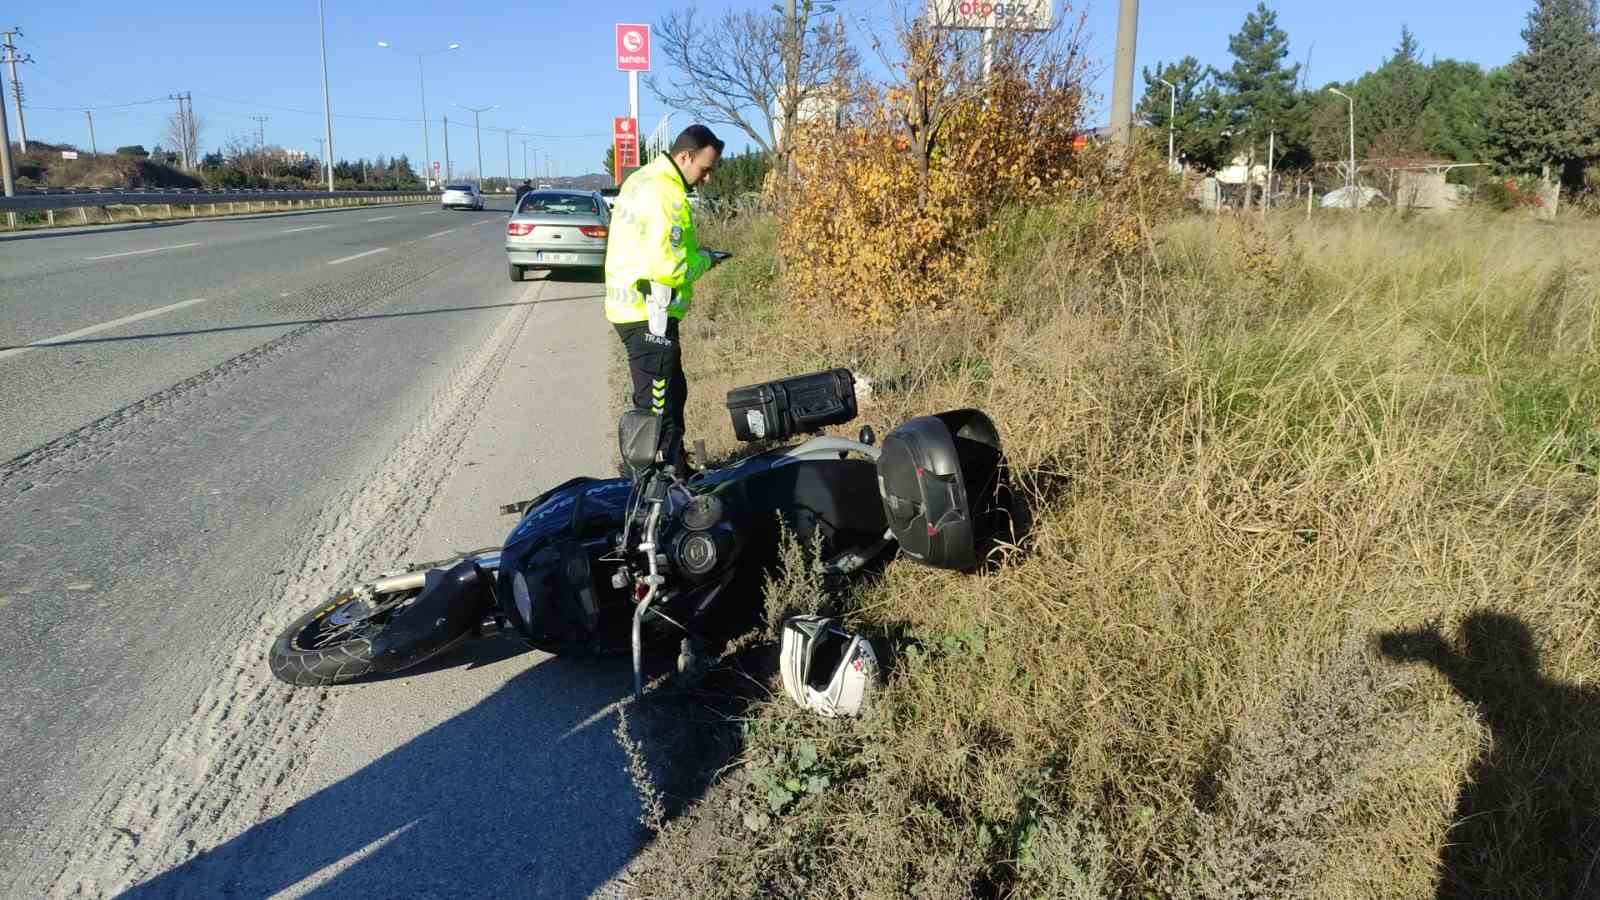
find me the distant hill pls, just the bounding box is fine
[543,172,612,190]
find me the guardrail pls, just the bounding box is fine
[0,189,439,229]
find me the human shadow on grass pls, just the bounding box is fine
[116,647,693,900]
[1378,612,1600,899]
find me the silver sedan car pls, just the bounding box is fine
[505,190,610,282]
[440,183,484,210]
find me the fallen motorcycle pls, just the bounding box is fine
[268,368,1005,696]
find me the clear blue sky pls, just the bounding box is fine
[18,1,1529,177]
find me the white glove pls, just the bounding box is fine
[647,282,673,337]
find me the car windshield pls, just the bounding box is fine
[444,184,473,192]
[518,193,599,216]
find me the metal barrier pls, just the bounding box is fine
[0,189,440,229]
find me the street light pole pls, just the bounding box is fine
[378,41,459,188]
[1158,77,1176,173]
[1328,87,1355,208]
[317,0,335,192]
[454,103,497,189]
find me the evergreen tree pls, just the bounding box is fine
[1136,56,1231,170]
[602,145,616,179]
[1421,62,1506,163]
[1490,0,1600,185]
[1354,26,1430,155]
[1215,4,1306,166]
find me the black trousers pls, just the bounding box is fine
[615,318,688,467]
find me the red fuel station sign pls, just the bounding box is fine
[613,116,639,186]
[616,24,650,72]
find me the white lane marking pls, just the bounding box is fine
[364,215,397,222]
[419,210,443,215]
[281,225,329,234]
[0,298,210,362]
[84,241,203,261]
[425,228,460,239]
[327,247,389,266]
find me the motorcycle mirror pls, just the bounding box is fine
[618,410,662,476]
[858,425,876,447]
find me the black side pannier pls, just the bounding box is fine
[726,368,857,442]
[875,409,1004,571]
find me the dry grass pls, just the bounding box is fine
[622,207,1600,899]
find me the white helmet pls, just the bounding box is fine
[779,616,880,718]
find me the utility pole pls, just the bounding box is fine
[168,93,192,169]
[85,110,97,155]
[250,115,269,149]
[442,115,452,182]
[0,46,13,198]
[454,103,497,188]
[0,29,30,153]
[1109,0,1139,147]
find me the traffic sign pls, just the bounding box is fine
[616,24,650,71]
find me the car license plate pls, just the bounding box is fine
[536,252,577,263]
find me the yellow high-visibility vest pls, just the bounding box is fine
[603,154,711,324]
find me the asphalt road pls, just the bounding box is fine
[0,200,642,897]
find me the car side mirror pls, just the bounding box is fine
[618,410,662,475]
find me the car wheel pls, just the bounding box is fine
[509,263,524,283]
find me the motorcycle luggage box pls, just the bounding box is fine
[726,368,857,442]
[875,409,1003,571]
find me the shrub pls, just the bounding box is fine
[778,21,1099,330]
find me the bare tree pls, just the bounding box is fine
[649,2,856,178]
[164,108,203,171]
[869,0,1085,204]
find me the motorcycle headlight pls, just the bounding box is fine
[677,531,719,576]
[511,569,535,629]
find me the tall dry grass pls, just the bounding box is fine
[624,208,1600,899]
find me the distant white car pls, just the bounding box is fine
[441,183,484,210]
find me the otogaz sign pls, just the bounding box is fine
[616,23,650,71]
[928,0,1051,30]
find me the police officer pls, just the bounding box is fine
[514,179,534,204]
[604,124,724,472]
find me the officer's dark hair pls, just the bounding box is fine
[669,124,725,157]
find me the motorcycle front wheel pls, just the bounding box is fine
[269,586,447,686]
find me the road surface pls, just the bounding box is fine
[0,199,649,897]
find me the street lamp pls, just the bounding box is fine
[453,102,498,189]
[1158,77,1177,173]
[1327,87,1356,208]
[377,39,460,189]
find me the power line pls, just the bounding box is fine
[31,95,170,111]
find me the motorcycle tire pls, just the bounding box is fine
[268,586,463,686]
